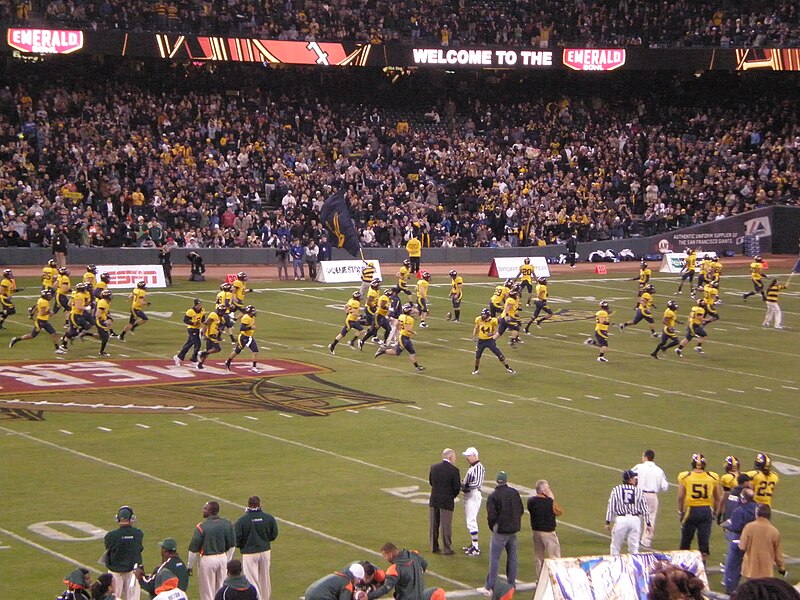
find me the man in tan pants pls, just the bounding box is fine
[527,480,562,576]
[187,501,235,600]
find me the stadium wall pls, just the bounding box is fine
[1,207,797,267]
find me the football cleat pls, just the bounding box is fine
[506,367,516,375]
[472,370,479,375]
[650,351,660,359]
[652,332,660,337]
[445,312,452,321]
[597,356,608,362]
[374,347,386,358]
[415,365,425,372]
[99,352,111,357]
[9,337,19,349]
[196,362,204,370]
[328,343,335,355]
[420,322,428,328]
[694,347,705,354]
[675,348,683,357]
[173,355,182,367]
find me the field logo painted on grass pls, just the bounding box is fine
[0,360,403,416]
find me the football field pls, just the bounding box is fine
[1,266,799,598]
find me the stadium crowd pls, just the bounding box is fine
[0,62,799,251]
[3,0,800,48]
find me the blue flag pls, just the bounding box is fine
[320,188,361,257]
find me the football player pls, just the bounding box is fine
[197,305,225,369]
[742,255,766,301]
[95,289,115,357]
[488,283,506,318]
[446,270,463,322]
[30,259,59,318]
[631,261,651,294]
[516,257,535,306]
[524,277,554,332]
[497,289,523,345]
[374,303,424,371]
[0,268,16,329]
[225,305,261,373]
[358,279,382,349]
[53,267,71,315]
[746,453,779,506]
[702,281,720,324]
[216,282,235,342]
[584,301,611,362]
[651,300,680,359]
[174,298,205,366]
[397,259,413,297]
[328,291,363,354]
[716,455,742,523]
[9,289,64,353]
[93,272,110,300]
[677,453,720,562]
[416,271,430,328]
[385,286,404,345]
[362,285,393,348]
[620,284,659,337]
[59,283,90,349]
[696,255,713,293]
[471,308,515,375]
[676,299,707,357]
[119,281,149,342]
[83,264,98,289]
[675,248,696,295]
[232,272,253,315]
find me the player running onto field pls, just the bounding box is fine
[29,259,58,318]
[95,289,116,357]
[375,303,424,371]
[416,271,430,327]
[119,281,149,341]
[651,300,680,359]
[197,305,226,369]
[620,284,659,337]
[702,281,720,324]
[53,267,71,317]
[472,308,515,375]
[675,248,696,295]
[397,259,413,297]
[328,291,363,354]
[9,288,64,352]
[225,305,261,372]
[174,298,205,366]
[446,270,463,322]
[631,262,651,295]
[516,258,535,306]
[584,301,611,362]
[0,268,16,329]
[524,277,554,332]
[676,299,707,357]
[742,255,766,302]
[497,288,523,345]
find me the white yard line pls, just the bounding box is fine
[0,526,102,573]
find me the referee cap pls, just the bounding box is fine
[462,447,479,457]
[622,470,637,483]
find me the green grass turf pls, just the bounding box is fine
[1,269,798,598]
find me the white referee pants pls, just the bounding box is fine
[198,553,228,600]
[640,493,658,547]
[110,570,140,600]
[763,302,782,328]
[610,515,641,556]
[243,549,271,600]
[463,490,482,546]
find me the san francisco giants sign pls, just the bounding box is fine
[0,359,403,418]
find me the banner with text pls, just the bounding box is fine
[488,256,550,279]
[95,264,166,288]
[316,260,383,284]
[651,208,772,255]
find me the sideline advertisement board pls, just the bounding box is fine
[488,256,550,279]
[94,264,166,288]
[535,550,707,600]
[316,260,382,283]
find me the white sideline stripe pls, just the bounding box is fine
[615,394,630,399]
[97,426,112,432]
[754,387,772,392]
[0,426,471,589]
[497,399,513,404]
[468,401,484,406]
[136,424,150,429]
[556,396,573,402]
[437,403,452,408]
[585,395,601,400]
[784,385,799,390]
[172,420,187,426]
[279,413,294,418]
[642,392,659,398]
[727,389,745,393]
[59,429,72,435]
[0,526,102,574]
[244,416,258,421]
[699,390,718,395]
[407,405,422,410]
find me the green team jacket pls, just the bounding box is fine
[104,525,144,572]
[188,515,235,555]
[234,509,279,553]
[368,549,428,600]
[141,556,190,596]
[304,568,358,600]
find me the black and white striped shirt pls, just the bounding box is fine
[462,461,485,492]
[605,484,650,523]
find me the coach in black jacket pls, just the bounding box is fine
[428,448,461,555]
[481,471,524,596]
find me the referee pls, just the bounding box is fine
[461,447,485,556]
[605,470,650,556]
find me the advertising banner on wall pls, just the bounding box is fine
[651,208,773,255]
[488,256,550,279]
[95,265,167,288]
